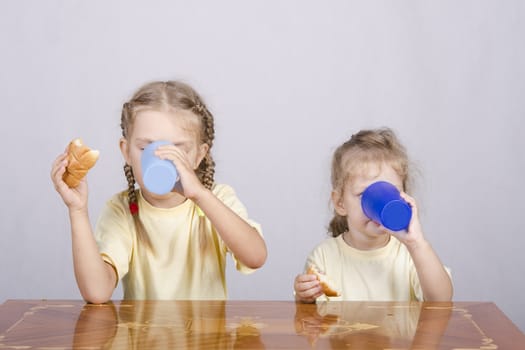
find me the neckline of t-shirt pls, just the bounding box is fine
[336,234,397,259]
[137,190,194,216]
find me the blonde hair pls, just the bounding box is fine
[120,80,216,251]
[328,127,412,237]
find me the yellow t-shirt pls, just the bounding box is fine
[305,235,437,301]
[94,184,262,300]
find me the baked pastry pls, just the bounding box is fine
[62,138,99,187]
[307,266,341,297]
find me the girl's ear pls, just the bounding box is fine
[332,190,346,216]
[119,137,131,164]
[194,143,209,169]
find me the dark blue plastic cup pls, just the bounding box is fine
[361,181,412,231]
[141,140,178,195]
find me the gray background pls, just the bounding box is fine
[1,0,524,332]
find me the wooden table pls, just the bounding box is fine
[0,300,523,349]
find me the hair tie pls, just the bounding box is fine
[129,202,139,215]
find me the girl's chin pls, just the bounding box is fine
[143,190,183,204]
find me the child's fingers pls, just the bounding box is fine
[295,274,322,302]
[155,146,198,187]
[295,274,320,290]
[400,192,418,216]
[156,145,191,169]
[297,273,318,283]
[295,274,317,290]
[51,153,68,171]
[297,279,320,292]
[51,155,68,187]
[153,145,206,198]
[298,286,323,302]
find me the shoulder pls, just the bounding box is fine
[305,236,340,271]
[100,191,130,216]
[211,183,245,208]
[211,183,236,198]
[94,191,133,238]
[387,237,418,267]
[107,190,129,207]
[210,183,261,232]
[309,236,340,256]
[389,237,411,255]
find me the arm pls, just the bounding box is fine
[393,193,453,301]
[406,240,453,301]
[51,152,116,303]
[192,188,267,269]
[156,144,267,269]
[70,209,117,303]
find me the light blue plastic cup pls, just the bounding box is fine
[141,140,178,195]
[361,181,412,231]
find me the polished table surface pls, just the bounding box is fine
[0,300,524,349]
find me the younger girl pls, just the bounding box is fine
[51,80,267,303]
[294,128,452,303]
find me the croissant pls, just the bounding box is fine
[62,138,99,188]
[307,266,341,297]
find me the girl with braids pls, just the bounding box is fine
[294,128,452,303]
[51,80,267,303]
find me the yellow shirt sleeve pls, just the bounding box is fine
[95,192,134,282]
[211,184,263,274]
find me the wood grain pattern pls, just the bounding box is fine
[0,300,523,349]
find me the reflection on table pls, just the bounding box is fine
[0,300,523,349]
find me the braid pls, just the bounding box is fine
[124,164,137,210]
[193,103,216,190]
[201,154,215,189]
[202,105,215,146]
[123,163,154,252]
[120,80,218,253]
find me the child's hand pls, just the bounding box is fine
[50,152,88,212]
[294,272,323,303]
[390,192,426,248]
[154,144,206,200]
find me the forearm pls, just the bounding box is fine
[194,190,267,269]
[69,209,116,303]
[407,240,453,301]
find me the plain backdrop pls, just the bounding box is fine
[1,0,524,332]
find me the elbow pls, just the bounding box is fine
[240,235,268,269]
[83,294,111,305]
[425,294,453,302]
[244,247,268,270]
[424,287,454,302]
[249,256,267,270]
[81,288,112,305]
[441,283,454,301]
[445,286,454,301]
[77,263,116,304]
